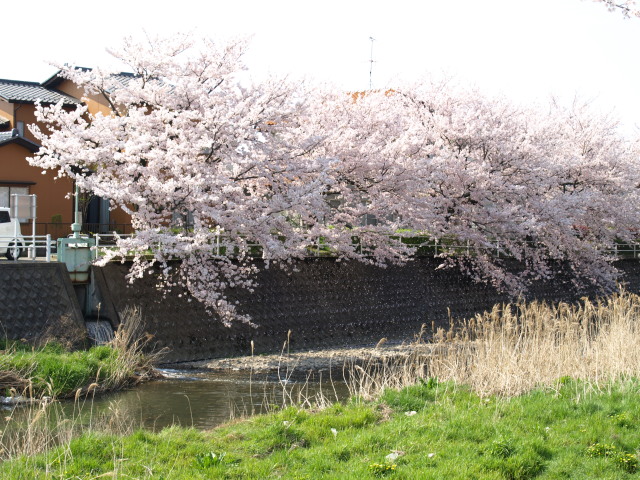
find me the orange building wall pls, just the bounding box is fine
[0,99,13,125]
[2,78,133,233]
[0,143,73,236]
[15,103,78,144]
[53,79,112,117]
[13,104,42,144]
[109,207,130,226]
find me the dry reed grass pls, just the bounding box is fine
[347,290,640,399]
[0,395,136,462]
[0,307,161,462]
[100,306,165,391]
[230,332,340,422]
[0,340,35,396]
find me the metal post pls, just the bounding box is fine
[12,200,18,262]
[71,183,82,238]
[46,234,51,262]
[30,195,36,260]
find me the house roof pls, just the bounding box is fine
[0,131,41,153]
[0,79,80,105]
[43,68,137,92]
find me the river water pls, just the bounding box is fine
[1,368,350,434]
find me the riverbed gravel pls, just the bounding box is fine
[173,339,436,374]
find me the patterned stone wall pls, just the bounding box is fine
[95,258,640,363]
[0,263,86,347]
[2,259,639,362]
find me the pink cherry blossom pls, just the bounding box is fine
[29,35,640,324]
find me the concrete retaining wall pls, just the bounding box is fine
[2,259,640,363]
[95,258,640,363]
[0,262,86,347]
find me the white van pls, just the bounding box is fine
[0,208,24,260]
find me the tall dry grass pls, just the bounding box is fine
[0,383,137,459]
[101,306,165,391]
[0,307,161,462]
[348,290,640,398]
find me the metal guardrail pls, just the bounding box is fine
[94,233,132,249]
[34,223,134,237]
[92,232,640,260]
[604,243,640,258]
[3,229,634,263]
[0,234,53,262]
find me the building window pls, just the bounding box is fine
[171,210,194,229]
[0,186,30,221]
[0,186,29,208]
[16,121,24,137]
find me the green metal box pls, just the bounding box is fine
[57,236,96,283]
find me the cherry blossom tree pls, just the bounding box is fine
[31,35,342,325]
[30,36,640,324]
[594,0,640,17]
[317,82,640,293]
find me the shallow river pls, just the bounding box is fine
[2,368,350,433]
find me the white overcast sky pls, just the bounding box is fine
[3,0,639,133]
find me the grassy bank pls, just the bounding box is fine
[2,379,640,479]
[0,308,160,399]
[4,292,640,478]
[1,342,123,398]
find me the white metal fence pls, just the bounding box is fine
[0,234,53,262]
[5,231,636,263]
[93,233,640,260]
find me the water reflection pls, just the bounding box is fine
[2,369,350,433]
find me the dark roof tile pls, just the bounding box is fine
[0,131,13,142]
[0,132,41,152]
[0,79,80,105]
[43,68,136,91]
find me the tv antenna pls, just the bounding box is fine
[369,36,375,90]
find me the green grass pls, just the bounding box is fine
[1,342,128,398]
[3,378,640,479]
[2,308,159,400]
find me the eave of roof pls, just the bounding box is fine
[43,68,136,91]
[0,132,41,153]
[41,67,91,88]
[0,78,80,105]
[0,180,36,185]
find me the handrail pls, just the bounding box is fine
[93,232,640,261]
[1,230,630,265]
[0,234,52,261]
